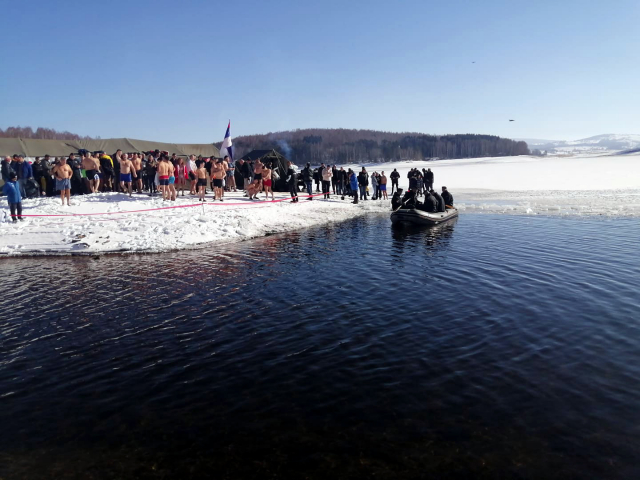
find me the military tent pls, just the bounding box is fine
[237,149,292,192]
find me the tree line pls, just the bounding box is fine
[0,126,96,140]
[221,128,530,164]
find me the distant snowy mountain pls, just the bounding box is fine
[518,134,640,153]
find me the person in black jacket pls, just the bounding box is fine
[441,186,453,206]
[357,167,369,201]
[313,168,320,192]
[1,156,14,182]
[301,163,313,199]
[422,190,438,212]
[431,189,445,212]
[286,161,298,202]
[390,169,400,193]
[425,168,434,191]
[238,159,251,195]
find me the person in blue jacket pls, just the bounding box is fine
[14,155,33,198]
[3,171,23,222]
[349,169,359,204]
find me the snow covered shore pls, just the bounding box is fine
[349,152,640,217]
[1,152,639,256]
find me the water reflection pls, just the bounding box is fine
[390,216,457,256]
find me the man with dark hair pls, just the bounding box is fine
[286,161,298,202]
[431,189,445,212]
[425,168,434,191]
[239,158,251,195]
[112,149,122,192]
[52,157,72,206]
[357,167,369,201]
[301,162,313,199]
[441,186,453,207]
[422,189,437,212]
[321,163,332,199]
[3,171,23,221]
[390,168,400,193]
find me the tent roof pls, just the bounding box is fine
[240,149,286,162]
[0,137,220,158]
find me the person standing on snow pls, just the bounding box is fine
[390,168,400,194]
[349,169,359,204]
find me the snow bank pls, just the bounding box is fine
[1,152,638,256]
[0,192,388,256]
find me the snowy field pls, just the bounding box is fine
[1,152,639,256]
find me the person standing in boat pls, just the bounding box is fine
[441,186,453,207]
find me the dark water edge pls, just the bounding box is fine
[1,214,639,480]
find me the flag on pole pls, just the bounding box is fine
[221,121,233,160]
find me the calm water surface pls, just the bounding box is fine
[1,214,639,479]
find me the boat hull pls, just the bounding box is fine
[390,208,458,226]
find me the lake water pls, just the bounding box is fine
[1,214,639,479]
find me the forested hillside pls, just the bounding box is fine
[221,128,529,164]
[0,126,96,141]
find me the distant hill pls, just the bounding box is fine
[219,128,529,165]
[519,134,640,153]
[0,126,96,141]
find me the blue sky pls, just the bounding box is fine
[1,0,639,142]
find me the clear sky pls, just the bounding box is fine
[1,0,639,142]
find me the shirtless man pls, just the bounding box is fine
[119,154,137,197]
[82,152,101,193]
[225,155,236,192]
[211,159,225,201]
[157,155,172,201]
[248,159,263,200]
[262,164,274,201]
[52,157,73,206]
[196,160,207,202]
[131,153,143,193]
[380,171,388,200]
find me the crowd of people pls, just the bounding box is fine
[298,163,390,203]
[2,151,451,222]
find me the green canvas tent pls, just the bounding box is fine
[237,149,291,192]
[0,137,220,158]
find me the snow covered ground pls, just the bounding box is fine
[350,152,640,218]
[1,152,639,256]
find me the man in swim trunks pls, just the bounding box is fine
[248,159,263,200]
[224,155,236,192]
[196,160,207,202]
[52,156,73,206]
[132,153,143,193]
[380,171,388,200]
[81,151,100,193]
[262,163,274,201]
[119,153,137,197]
[210,159,225,201]
[157,155,172,201]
